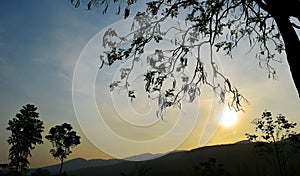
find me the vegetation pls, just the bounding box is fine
[30,169,75,176]
[31,169,52,176]
[1,106,299,176]
[71,0,300,117]
[6,104,44,175]
[45,123,81,176]
[246,110,300,176]
[121,162,151,176]
[2,0,300,174]
[3,104,80,176]
[194,158,231,176]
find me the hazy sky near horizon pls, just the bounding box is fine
[0,0,299,168]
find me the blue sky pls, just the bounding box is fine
[0,0,124,167]
[0,0,299,168]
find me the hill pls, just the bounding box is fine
[37,158,123,174]
[38,141,300,176]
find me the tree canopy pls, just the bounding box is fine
[45,123,81,175]
[246,111,300,176]
[6,104,44,175]
[71,0,300,117]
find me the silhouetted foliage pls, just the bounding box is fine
[45,123,81,176]
[246,110,300,176]
[31,169,51,176]
[121,162,151,176]
[71,0,300,118]
[194,158,231,176]
[6,104,44,176]
[0,164,9,176]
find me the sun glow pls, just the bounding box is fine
[220,108,238,127]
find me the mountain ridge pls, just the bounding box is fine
[36,140,300,176]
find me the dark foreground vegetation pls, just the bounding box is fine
[2,139,299,176]
[1,105,299,176]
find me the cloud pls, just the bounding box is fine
[0,56,16,77]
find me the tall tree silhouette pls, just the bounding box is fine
[246,111,300,176]
[45,123,81,176]
[6,104,44,175]
[71,0,300,116]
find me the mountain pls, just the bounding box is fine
[123,152,169,161]
[37,158,123,174]
[37,141,300,176]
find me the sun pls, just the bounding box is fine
[220,108,238,127]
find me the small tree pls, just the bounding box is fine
[45,123,81,176]
[6,104,44,175]
[246,110,300,176]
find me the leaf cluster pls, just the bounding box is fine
[98,1,254,117]
[71,0,136,18]
[246,111,297,143]
[6,104,44,172]
[45,123,81,162]
[245,110,300,176]
[74,0,290,117]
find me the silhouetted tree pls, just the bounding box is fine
[6,104,44,176]
[194,158,231,176]
[45,123,81,176]
[71,0,300,117]
[246,110,300,176]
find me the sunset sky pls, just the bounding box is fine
[0,0,299,168]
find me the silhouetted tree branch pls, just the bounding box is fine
[70,0,300,117]
[246,110,300,176]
